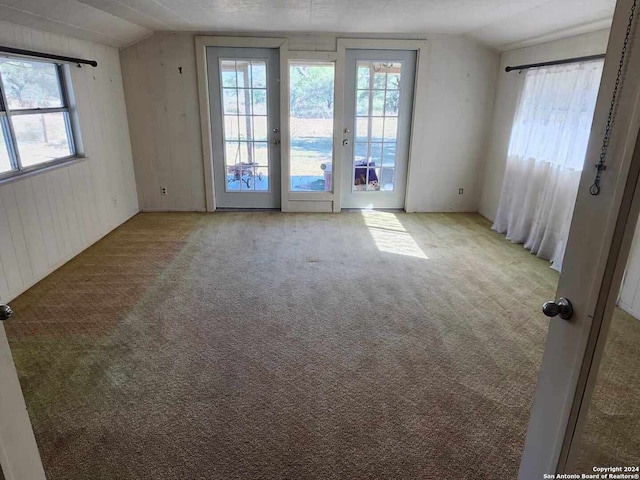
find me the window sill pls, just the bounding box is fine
[0,155,89,186]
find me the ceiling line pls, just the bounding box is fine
[144,0,196,25]
[93,0,174,29]
[0,2,137,44]
[497,18,612,52]
[461,0,558,35]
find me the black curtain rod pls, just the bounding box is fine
[505,53,605,72]
[0,46,97,67]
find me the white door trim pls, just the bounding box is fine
[195,36,289,212]
[0,324,46,480]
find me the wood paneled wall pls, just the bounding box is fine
[0,21,139,303]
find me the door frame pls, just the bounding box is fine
[0,324,46,480]
[519,0,640,474]
[340,48,417,210]
[205,46,282,209]
[282,50,341,211]
[336,39,428,212]
[195,36,289,212]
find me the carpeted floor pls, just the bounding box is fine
[574,306,640,470]
[3,212,638,479]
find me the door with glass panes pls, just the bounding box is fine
[207,47,281,209]
[341,49,416,209]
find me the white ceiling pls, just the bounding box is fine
[0,0,616,50]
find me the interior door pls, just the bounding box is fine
[0,319,46,479]
[207,47,281,209]
[519,0,640,476]
[341,49,416,209]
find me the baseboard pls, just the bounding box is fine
[618,301,640,321]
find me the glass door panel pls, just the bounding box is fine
[220,60,269,192]
[354,61,401,192]
[289,61,335,193]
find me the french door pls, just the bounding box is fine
[206,47,281,209]
[341,49,416,209]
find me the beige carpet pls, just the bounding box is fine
[3,212,635,479]
[574,306,640,470]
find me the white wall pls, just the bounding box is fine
[120,32,499,212]
[478,29,610,222]
[120,33,205,212]
[0,21,139,304]
[406,34,498,212]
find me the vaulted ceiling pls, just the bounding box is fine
[0,0,616,50]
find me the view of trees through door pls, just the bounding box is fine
[289,61,335,192]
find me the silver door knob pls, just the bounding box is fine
[0,304,13,321]
[542,297,573,320]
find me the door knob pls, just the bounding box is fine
[542,297,573,320]
[0,304,13,321]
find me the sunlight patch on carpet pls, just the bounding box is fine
[362,211,429,259]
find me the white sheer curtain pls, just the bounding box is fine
[492,60,604,271]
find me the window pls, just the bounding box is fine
[354,61,402,192]
[220,59,270,192]
[493,60,604,271]
[0,57,80,178]
[508,60,604,171]
[289,61,335,192]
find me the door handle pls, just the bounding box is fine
[542,297,573,320]
[0,304,13,321]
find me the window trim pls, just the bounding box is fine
[0,57,83,181]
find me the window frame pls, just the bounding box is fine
[0,56,83,182]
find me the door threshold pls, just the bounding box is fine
[341,208,405,212]
[216,208,281,212]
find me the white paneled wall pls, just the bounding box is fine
[120,33,206,211]
[121,32,498,213]
[0,21,139,303]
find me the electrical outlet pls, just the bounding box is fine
[161,187,168,196]
[112,197,118,207]
[458,188,464,195]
